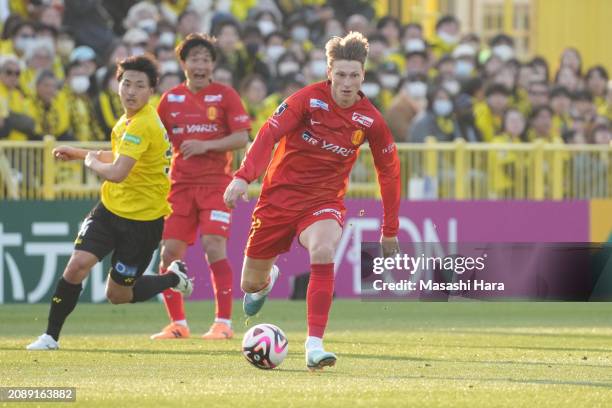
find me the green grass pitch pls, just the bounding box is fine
[1,300,611,407]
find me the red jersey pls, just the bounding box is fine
[157,82,251,187]
[235,81,400,237]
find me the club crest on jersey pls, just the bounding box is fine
[273,102,288,117]
[167,93,185,103]
[352,112,374,128]
[302,130,320,146]
[309,98,329,111]
[204,94,223,102]
[351,129,365,145]
[207,106,217,120]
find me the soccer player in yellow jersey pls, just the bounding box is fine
[26,55,193,351]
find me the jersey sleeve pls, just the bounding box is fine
[117,117,151,161]
[367,115,401,237]
[156,92,170,130]
[224,87,252,132]
[234,88,307,183]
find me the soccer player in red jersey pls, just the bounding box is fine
[152,33,250,340]
[224,32,401,370]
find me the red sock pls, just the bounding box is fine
[307,263,335,338]
[210,259,233,320]
[160,267,185,322]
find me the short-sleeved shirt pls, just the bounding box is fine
[157,82,251,187]
[101,103,171,221]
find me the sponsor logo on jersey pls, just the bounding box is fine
[310,119,321,126]
[168,93,186,103]
[210,210,230,224]
[170,112,180,117]
[302,130,320,146]
[310,98,329,111]
[173,126,184,134]
[235,114,250,123]
[351,129,365,145]
[204,94,223,102]
[382,143,396,154]
[273,102,288,117]
[186,123,219,133]
[321,140,356,157]
[207,106,217,120]
[351,112,374,128]
[122,132,141,144]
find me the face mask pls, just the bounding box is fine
[433,99,453,116]
[258,20,277,37]
[404,39,426,53]
[455,60,474,78]
[57,39,75,57]
[278,61,299,76]
[405,81,427,98]
[291,26,309,42]
[438,31,458,45]
[138,19,157,34]
[309,60,327,78]
[361,83,380,99]
[492,44,514,62]
[14,36,35,53]
[130,46,145,56]
[160,60,180,74]
[380,74,400,89]
[158,32,175,47]
[266,45,285,61]
[443,80,460,95]
[70,75,90,94]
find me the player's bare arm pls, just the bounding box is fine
[180,130,248,159]
[53,146,114,162]
[84,153,136,183]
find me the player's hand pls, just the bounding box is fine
[84,150,102,168]
[53,145,80,161]
[180,140,208,159]
[381,235,400,258]
[223,177,249,209]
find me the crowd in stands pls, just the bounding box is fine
[0,0,611,146]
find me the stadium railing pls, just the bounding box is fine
[0,136,610,200]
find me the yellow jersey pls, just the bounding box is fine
[101,104,171,221]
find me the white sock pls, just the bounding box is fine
[214,318,232,328]
[173,319,188,327]
[305,336,323,351]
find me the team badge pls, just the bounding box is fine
[351,129,365,145]
[207,106,217,120]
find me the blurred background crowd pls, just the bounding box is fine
[0,0,610,146]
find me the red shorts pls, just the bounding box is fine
[245,202,345,259]
[163,184,231,245]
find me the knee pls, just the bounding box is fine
[201,235,226,262]
[63,259,90,284]
[308,243,336,264]
[106,289,130,305]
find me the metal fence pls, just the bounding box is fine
[1,136,610,200]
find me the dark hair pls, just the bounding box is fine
[35,69,56,86]
[435,15,458,31]
[212,19,241,38]
[426,85,452,112]
[529,105,553,122]
[401,22,423,36]
[585,65,609,82]
[489,33,514,47]
[485,83,511,97]
[376,16,401,31]
[572,89,593,102]
[550,85,571,99]
[116,54,158,88]
[529,56,549,81]
[367,33,388,46]
[175,32,217,62]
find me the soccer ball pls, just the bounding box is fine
[242,323,288,369]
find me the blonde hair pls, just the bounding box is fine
[325,31,369,67]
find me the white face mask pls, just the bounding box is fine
[405,81,427,98]
[258,20,277,37]
[158,32,175,47]
[266,45,285,61]
[160,60,180,74]
[361,83,380,99]
[380,74,400,89]
[492,44,514,62]
[455,60,474,78]
[438,31,458,45]
[433,99,453,116]
[130,46,145,56]
[443,80,460,95]
[309,60,327,78]
[138,19,157,34]
[14,36,35,53]
[404,39,426,53]
[70,75,90,94]
[278,61,299,76]
[291,26,309,42]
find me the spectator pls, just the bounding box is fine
[431,15,460,58]
[474,83,510,142]
[550,86,573,137]
[63,61,104,141]
[585,65,608,114]
[28,70,70,140]
[409,86,461,142]
[0,54,36,140]
[554,66,581,93]
[384,75,425,142]
[527,106,560,143]
[489,33,515,62]
[94,64,120,137]
[559,47,582,76]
